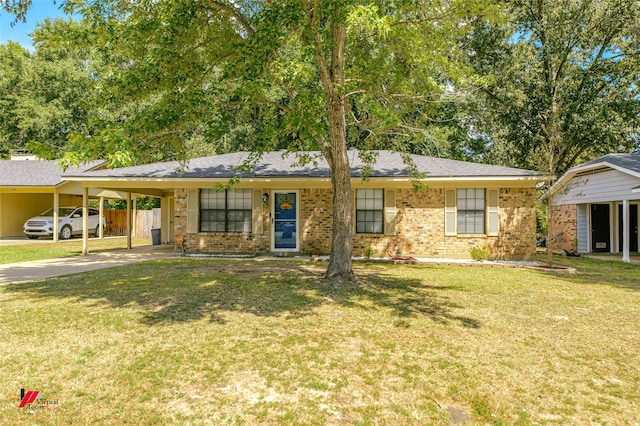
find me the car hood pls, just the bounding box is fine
[29,216,54,220]
[26,215,68,221]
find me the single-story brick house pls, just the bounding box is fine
[548,153,640,262]
[0,152,111,239]
[65,150,545,260]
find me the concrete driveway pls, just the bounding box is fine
[0,244,176,285]
[0,235,114,246]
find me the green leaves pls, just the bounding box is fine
[1,0,502,168]
[0,19,97,159]
[346,4,391,39]
[469,0,640,176]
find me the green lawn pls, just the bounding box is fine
[0,257,638,424]
[0,237,151,264]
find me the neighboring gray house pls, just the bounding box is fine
[65,150,546,260]
[548,153,640,261]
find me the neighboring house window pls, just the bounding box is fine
[200,188,252,232]
[456,188,485,234]
[356,188,384,233]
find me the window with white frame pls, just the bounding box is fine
[356,188,384,233]
[456,188,485,234]
[200,188,252,232]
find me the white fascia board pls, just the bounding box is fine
[604,162,640,179]
[547,164,598,197]
[65,176,333,185]
[416,175,549,182]
[65,175,548,184]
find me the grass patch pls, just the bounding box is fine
[0,237,150,264]
[0,257,638,424]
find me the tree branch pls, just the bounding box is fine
[206,0,255,36]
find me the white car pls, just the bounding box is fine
[23,207,106,240]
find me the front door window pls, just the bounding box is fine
[274,192,297,250]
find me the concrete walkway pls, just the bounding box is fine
[0,245,177,286]
[582,253,640,265]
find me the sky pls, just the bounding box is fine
[0,0,74,50]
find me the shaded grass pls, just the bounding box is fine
[0,237,150,264]
[0,257,639,424]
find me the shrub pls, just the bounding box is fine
[470,245,489,262]
[363,243,374,259]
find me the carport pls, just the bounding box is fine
[62,172,176,255]
[0,155,123,241]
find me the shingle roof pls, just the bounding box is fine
[64,150,543,179]
[579,153,640,174]
[0,160,106,187]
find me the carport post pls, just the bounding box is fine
[53,189,59,242]
[132,194,137,237]
[82,187,89,255]
[126,192,132,250]
[99,196,105,239]
[622,199,630,263]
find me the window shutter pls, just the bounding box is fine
[384,189,396,236]
[487,188,499,236]
[352,189,356,233]
[187,189,198,234]
[252,189,263,234]
[445,189,456,236]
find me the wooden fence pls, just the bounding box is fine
[105,208,161,238]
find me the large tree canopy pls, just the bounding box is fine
[467,0,640,177]
[34,0,491,281]
[0,18,99,159]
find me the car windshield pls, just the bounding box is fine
[39,208,76,217]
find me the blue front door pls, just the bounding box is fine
[274,192,297,250]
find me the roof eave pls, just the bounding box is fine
[64,174,548,183]
[82,160,109,172]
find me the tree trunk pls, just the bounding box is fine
[314,19,354,282]
[547,196,554,267]
[324,94,355,282]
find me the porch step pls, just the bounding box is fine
[266,252,305,257]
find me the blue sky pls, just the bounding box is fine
[0,0,74,50]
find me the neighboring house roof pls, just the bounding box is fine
[548,153,640,197]
[579,153,640,174]
[64,150,544,180]
[0,160,106,187]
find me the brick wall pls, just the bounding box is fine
[173,186,537,260]
[174,189,270,254]
[352,187,536,260]
[489,188,537,260]
[353,188,446,257]
[549,204,577,251]
[299,188,333,254]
